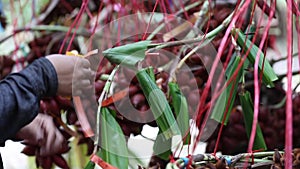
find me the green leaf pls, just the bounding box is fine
[136,68,180,140]
[102,41,151,68]
[153,130,172,160]
[239,91,267,151]
[168,82,190,144]
[231,28,278,87]
[98,107,129,169]
[245,23,257,41]
[84,161,95,169]
[211,55,242,125]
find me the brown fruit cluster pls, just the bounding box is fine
[206,90,300,155]
[21,142,70,169]
[270,149,300,169]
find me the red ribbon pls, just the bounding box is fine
[90,154,118,169]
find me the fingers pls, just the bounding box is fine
[73,66,95,96]
[79,58,91,69]
[38,114,67,157]
[47,54,96,96]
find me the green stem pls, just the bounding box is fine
[99,74,110,81]
[0,25,98,44]
[175,12,234,70]
[193,0,210,32]
[94,65,119,153]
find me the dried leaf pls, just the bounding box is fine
[163,16,197,42]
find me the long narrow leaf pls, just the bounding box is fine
[168,82,190,144]
[231,28,278,87]
[102,41,151,68]
[136,68,180,140]
[211,56,242,125]
[84,161,95,169]
[239,91,267,151]
[98,107,129,169]
[153,130,172,160]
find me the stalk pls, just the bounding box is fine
[0,25,99,44]
[248,0,276,155]
[285,0,294,168]
[94,66,119,152]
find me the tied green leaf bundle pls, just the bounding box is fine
[136,68,180,140]
[98,107,128,169]
[153,130,172,160]
[168,82,190,144]
[239,91,267,151]
[102,40,151,68]
[211,55,242,125]
[85,107,128,169]
[231,28,278,87]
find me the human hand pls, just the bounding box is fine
[46,54,95,96]
[15,113,69,156]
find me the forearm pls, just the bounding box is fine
[0,58,58,143]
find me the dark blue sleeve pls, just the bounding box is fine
[0,57,58,144]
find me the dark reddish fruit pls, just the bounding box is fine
[2,67,12,77]
[176,71,190,86]
[48,99,61,116]
[59,129,72,140]
[131,93,145,108]
[40,157,52,169]
[21,146,36,156]
[188,90,200,106]
[94,81,105,94]
[66,109,78,125]
[229,109,243,124]
[215,158,226,169]
[188,54,202,64]
[55,96,72,110]
[129,85,140,96]
[140,104,149,112]
[193,77,204,88]
[52,155,69,169]
[3,56,15,67]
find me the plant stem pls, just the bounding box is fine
[0,25,99,44]
[94,65,119,153]
[175,12,234,70]
[192,151,284,163]
[193,0,210,33]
